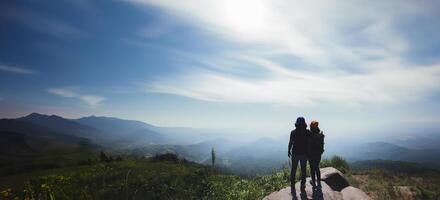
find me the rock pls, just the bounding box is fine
[341,186,370,200]
[262,167,370,200]
[263,178,343,200]
[263,187,293,200]
[320,167,345,179]
[393,186,418,200]
[320,167,349,191]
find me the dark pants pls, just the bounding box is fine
[291,155,307,189]
[309,155,322,187]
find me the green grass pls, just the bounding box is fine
[351,169,440,200]
[0,155,290,200]
[0,148,98,177]
[0,155,359,200]
[3,154,440,200]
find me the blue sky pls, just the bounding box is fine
[1,0,440,137]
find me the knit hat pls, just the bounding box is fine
[295,117,307,127]
[310,120,319,129]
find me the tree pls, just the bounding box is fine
[211,147,216,168]
[116,155,122,161]
[100,151,109,163]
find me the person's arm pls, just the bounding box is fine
[288,131,294,157]
[321,131,325,154]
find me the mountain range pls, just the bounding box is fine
[1,113,440,175]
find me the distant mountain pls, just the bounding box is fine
[19,113,104,140]
[184,138,240,162]
[350,159,439,174]
[75,116,155,135]
[152,127,230,145]
[0,119,97,156]
[0,119,98,176]
[209,137,288,175]
[3,113,237,150]
[4,112,440,176]
[188,138,239,155]
[124,138,239,164]
[75,115,240,146]
[226,137,284,158]
[10,113,171,148]
[7,113,252,147]
[75,116,165,147]
[339,142,440,167]
[391,133,440,150]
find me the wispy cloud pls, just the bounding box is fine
[47,88,104,107]
[137,19,172,39]
[147,55,440,106]
[127,0,440,106]
[0,64,35,74]
[79,95,105,107]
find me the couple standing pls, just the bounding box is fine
[288,117,325,196]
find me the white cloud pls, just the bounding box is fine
[127,0,440,106]
[47,88,77,98]
[47,88,104,107]
[0,64,35,74]
[147,56,440,106]
[126,0,422,66]
[79,95,105,107]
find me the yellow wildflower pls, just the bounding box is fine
[1,188,12,198]
[41,183,50,190]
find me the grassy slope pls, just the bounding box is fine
[0,156,290,200]
[351,169,440,200]
[0,147,98,176]
[2,155,440,200]
[350,160,440,200]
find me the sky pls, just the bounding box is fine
[1,0,440,138]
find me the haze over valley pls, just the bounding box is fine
[2,112,439,176]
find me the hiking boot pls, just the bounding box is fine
[309,180,316,189]
[291,186,297,198]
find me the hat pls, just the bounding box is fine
[310,121,319,129]
[295,117,307,127]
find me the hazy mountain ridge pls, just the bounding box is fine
[2,113,440,175]
[0,118,92,149]
[391,133,440,150]
[19,113,103,140]
[76,115,166,147]
[13,113,164,148]
[337,142,440,168]
[0,118,98,176]
[350,159,440,174]
[75,114,235,146]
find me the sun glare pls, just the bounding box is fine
[223,0,268,35]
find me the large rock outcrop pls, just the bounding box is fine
[263,167,370,200]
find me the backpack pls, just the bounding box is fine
[308,131,324,156]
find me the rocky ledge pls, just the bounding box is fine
[263,167,370,200]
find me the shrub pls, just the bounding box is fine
[152,153,179,163]
[320,155,350,173]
